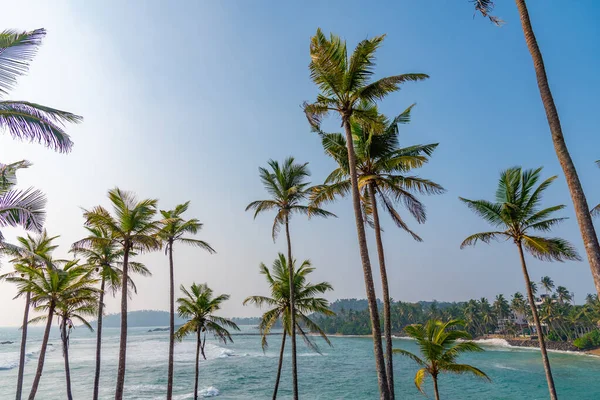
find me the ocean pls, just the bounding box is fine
[1,325,599,399]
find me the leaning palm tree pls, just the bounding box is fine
[311,105,444,388]
[541,276,555,296]
[474,0,600,301]
[71,226,151,400]
[82,188,161,400]
[243,254,334,400]
[175,283,239,400]
[460,166,580,400]
[303,29,428,400]
[158,202,215,400]
[6,260,97,400]
[246,157,333,399]
[0,29,82,152]
[0,230,57,400]
[393,319,490,400]
[0,160,46,246]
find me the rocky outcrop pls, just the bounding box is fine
[506,339,580,352]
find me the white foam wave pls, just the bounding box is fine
[473,338,511,347]
[199,386,220,397]
[0,345,54,370]
[492,363,520,371]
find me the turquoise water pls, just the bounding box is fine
[1,326,600,399]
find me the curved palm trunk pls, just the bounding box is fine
[342,118,389,400]
[28,302,55,400]
[272,331,287,400]
[61,319,73,400]
[284,218,299,400]
[167,240,175,400]
[432,375,440,400]
[517,242,557,400]
[368,183,394,399]
[93,275,105,400]
[194,328,200,400]
[115,245,130,400]
[515,0,600,297]
[15,290,31,400]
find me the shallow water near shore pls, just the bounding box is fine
[1,325,600,399]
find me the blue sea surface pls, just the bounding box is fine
[1,326,599,399]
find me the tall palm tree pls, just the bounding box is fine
[82,188,161,400]
[460,166,580,400]
[243,254,334,400]
[311,105,444,391]
[6,260,97,400]
[541,276,555,296]
[0,160,46,247]
[474,0,600,299]
[303,29,428,400]
[158,201,215,400]
[0,231,57,400]
[0,29,82,152]
[393,319,490,400]
[175,283,239,400]
[246,157,333,399]
[555,286,572,304]
[71,226,151,400]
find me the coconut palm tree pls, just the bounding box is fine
[82,188,161,400]
[6,260,97,400]
[541,276,555,296]
[71,226,151,400]
[393,319,490,400]
[311,105,444,390]
[474,0,600,301]
[304,29,428,399]
[555,286,572,304]
[243,254,334,400]
[52,267,99,400]
[246,157,333,399]
[0,160,46,247]
[0,29,82,152]
[157,201,215,400]
[175,283,238,400]
[460,166,581,400]
[0,230,57,400]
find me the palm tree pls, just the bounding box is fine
[246,157,333,399]
[158,202,215,400]
[52,265,99,400]
[311,105,444,390]
[474,0,600,300]
[541,276,555,296]
[555,286,573,304]
[0,231,57,400]
[494,294,510,333]
[82,188,161,400]
[303,29,428,400]
[6,260,97,400]
[0,29,82,152]
[460,166,580,400]
[393,319,490,400]
[0,160,46,247]
[175,283,239,400]
[243,254,334,400]
[71,226,151,400]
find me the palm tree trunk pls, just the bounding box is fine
[432,375,440,400]
[93,275,105,400]
[284,218,299,400]
[15,290,31,400]
[61,319,73,400]
[201,333,207,360]
[28,302,55,400]
[167,240,175,400]
[115,245,130,400]
[515,0,600,297]
[194,328,200,400]
[342,117,389,400]
[517,241,558,400]
[272,331,287,400]
[368,183,394,399]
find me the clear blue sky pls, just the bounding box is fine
[0,1,599,324]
